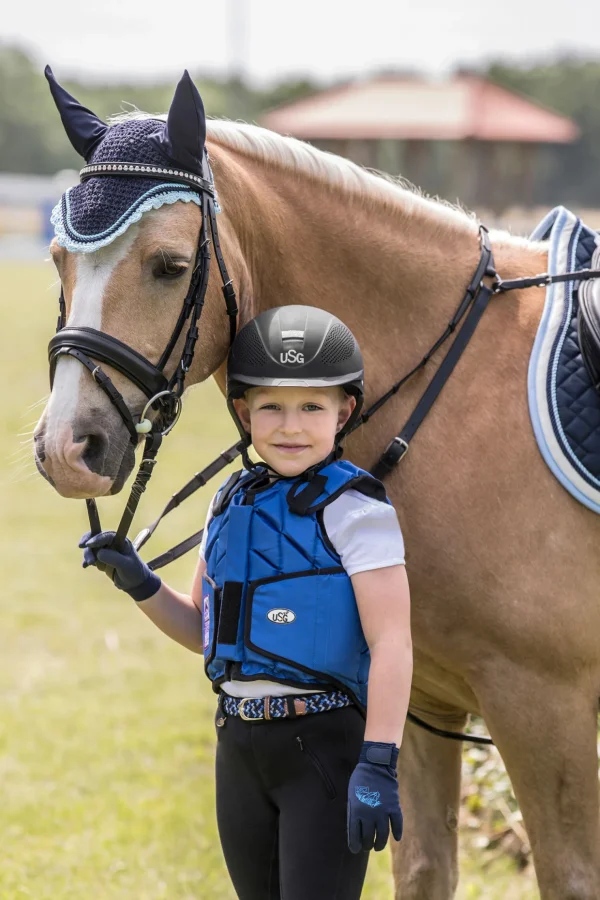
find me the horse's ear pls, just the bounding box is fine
[45,65,108,161]
[160,70,207,171]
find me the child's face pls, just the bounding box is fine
[232,386,356,477]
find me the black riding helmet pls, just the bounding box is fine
[226,305,364,451]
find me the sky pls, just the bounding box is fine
[5,0,600,85]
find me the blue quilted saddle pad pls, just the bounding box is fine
[528,206,600,512]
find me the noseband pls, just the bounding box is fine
[48,154,238,551]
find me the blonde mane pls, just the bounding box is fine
[206,119,476,232]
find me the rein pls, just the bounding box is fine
[51,175,600,743]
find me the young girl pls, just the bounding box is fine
[81,305,413,900]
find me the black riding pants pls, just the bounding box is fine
[215,703,369,900]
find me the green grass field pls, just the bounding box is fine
[0,261,538,899]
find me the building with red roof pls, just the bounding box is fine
[261,74,579,211]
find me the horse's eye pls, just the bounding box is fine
[152,257,189,280]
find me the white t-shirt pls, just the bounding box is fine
[199,484,405,699]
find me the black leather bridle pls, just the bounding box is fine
[48,153,238,553]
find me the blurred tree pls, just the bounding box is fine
[256,78,320,113]
[485,57,600,205]
[0,45,316,174]
[0,46,78,173]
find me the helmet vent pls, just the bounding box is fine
[320,323,356,365]
[233,324,268,367]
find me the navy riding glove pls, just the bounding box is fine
[347,740,403,853]
[79,530,161,601]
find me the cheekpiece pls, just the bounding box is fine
[51,118,209,254]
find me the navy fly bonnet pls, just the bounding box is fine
[46,66,218,251]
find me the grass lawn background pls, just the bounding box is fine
[0,262,538,898]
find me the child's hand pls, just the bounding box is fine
[79,531,161,601]
[347,741,403,853]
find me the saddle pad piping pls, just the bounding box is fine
[546,221,600,483]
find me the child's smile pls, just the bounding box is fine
[272,442,310,454]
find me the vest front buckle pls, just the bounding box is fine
[238,698,255,721]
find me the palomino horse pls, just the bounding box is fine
[35,112,600,898]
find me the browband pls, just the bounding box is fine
[80,162,215,195]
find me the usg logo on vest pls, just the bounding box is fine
[280,349,304,364]
[267,608,297,624]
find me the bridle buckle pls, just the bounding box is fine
[385,436,409,463]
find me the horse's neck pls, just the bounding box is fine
[211,141,547,368]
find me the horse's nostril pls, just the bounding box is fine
[34,432,46,463]
[74,428,109,475]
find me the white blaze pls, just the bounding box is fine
[45,228,138,444]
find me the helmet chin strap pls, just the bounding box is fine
[239,442,263,474]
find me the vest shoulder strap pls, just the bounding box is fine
[211,469,246,517]
[286,462,389,516]
[212,465,276,517]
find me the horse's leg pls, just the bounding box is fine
[392,697,467,900]
[475,665,600,900]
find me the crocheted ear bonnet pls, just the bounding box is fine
[46,67,217,253]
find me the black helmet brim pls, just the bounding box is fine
[227,370,364,397]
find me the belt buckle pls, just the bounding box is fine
[238,698,255,721]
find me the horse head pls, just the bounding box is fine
[35,69,239,499]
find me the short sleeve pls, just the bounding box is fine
[198,490,219,561]
[322,488,405,576]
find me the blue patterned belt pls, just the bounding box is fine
[220,689,353,721]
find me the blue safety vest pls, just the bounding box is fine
[202,459,390,712]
